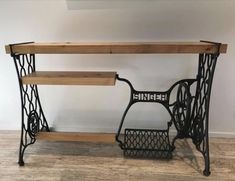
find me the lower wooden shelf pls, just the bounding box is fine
[21,71,117,86]
[36,132,116,143]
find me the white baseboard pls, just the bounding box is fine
[208,131,235,138]
[169,130,235,138]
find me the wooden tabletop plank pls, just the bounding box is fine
[5,42,227,54]
[37,132,116,143]
[21,71,117,86]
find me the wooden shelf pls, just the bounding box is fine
[5,41,227,54]
[37,132,115,143]
[21,71,117,85]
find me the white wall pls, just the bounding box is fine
[0,0,234,137]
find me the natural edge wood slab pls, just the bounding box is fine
[5,42,227,54]
[37,132,116,143]
[21,71,117,85]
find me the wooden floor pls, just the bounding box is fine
[0,131,235,181]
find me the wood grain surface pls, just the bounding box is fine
[5,42,227,54]
[21,71,117,86]
[37,132,115,143]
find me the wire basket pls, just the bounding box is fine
[123,128,172,159]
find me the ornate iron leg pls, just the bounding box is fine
[10,44,50,166]
[172,42,221,176]
[190,52,220,176]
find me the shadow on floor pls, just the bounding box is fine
[173,139,203,174]
[30,141,123,158]
[27,138,203,174]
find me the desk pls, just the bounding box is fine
[5,41,227,176]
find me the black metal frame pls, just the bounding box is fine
[116,41,221,176]
[116,75,196,158]
[10,42,50,166]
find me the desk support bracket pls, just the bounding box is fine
[10,43,50,166]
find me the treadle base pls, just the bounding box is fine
[123,128,172,159]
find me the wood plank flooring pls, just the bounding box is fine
[0,131,235,181]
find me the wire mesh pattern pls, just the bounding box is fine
[10,45,50,166]
[123,128,172,159]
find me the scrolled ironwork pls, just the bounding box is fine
[27,110,40,138]
[172,82,192,137]
[189,51,220,176]
[170,43,221,176]
[10,43,50,166]
[116,75,195,159]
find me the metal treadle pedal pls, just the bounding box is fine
[123,128,172,159]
